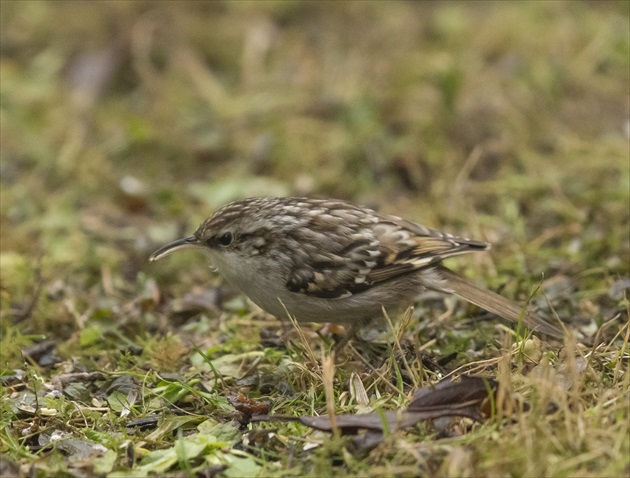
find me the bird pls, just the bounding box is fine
[149,196,564,341]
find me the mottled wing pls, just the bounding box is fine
[366,219,489,281]
[286,212,489,299]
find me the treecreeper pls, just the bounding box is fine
[149,197,564,341]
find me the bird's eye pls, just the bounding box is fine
[217,232,233,246]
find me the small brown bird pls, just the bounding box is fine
[150,197,564,340]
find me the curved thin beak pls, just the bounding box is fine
[149,236,200,262]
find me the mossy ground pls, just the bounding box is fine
[1,2,628,477]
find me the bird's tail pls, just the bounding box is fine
[437,266,564,339]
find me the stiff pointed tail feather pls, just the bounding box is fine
[438,267,564,339]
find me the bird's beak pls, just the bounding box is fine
[149,236,201,262]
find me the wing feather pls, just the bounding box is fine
[286,211,489,299]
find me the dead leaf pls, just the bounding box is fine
[251,375,500,435]
[228,392,270,421]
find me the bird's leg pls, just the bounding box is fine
[331,319,373,354]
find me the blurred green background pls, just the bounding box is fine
[1,0,628,336]
[1,2,629,476]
